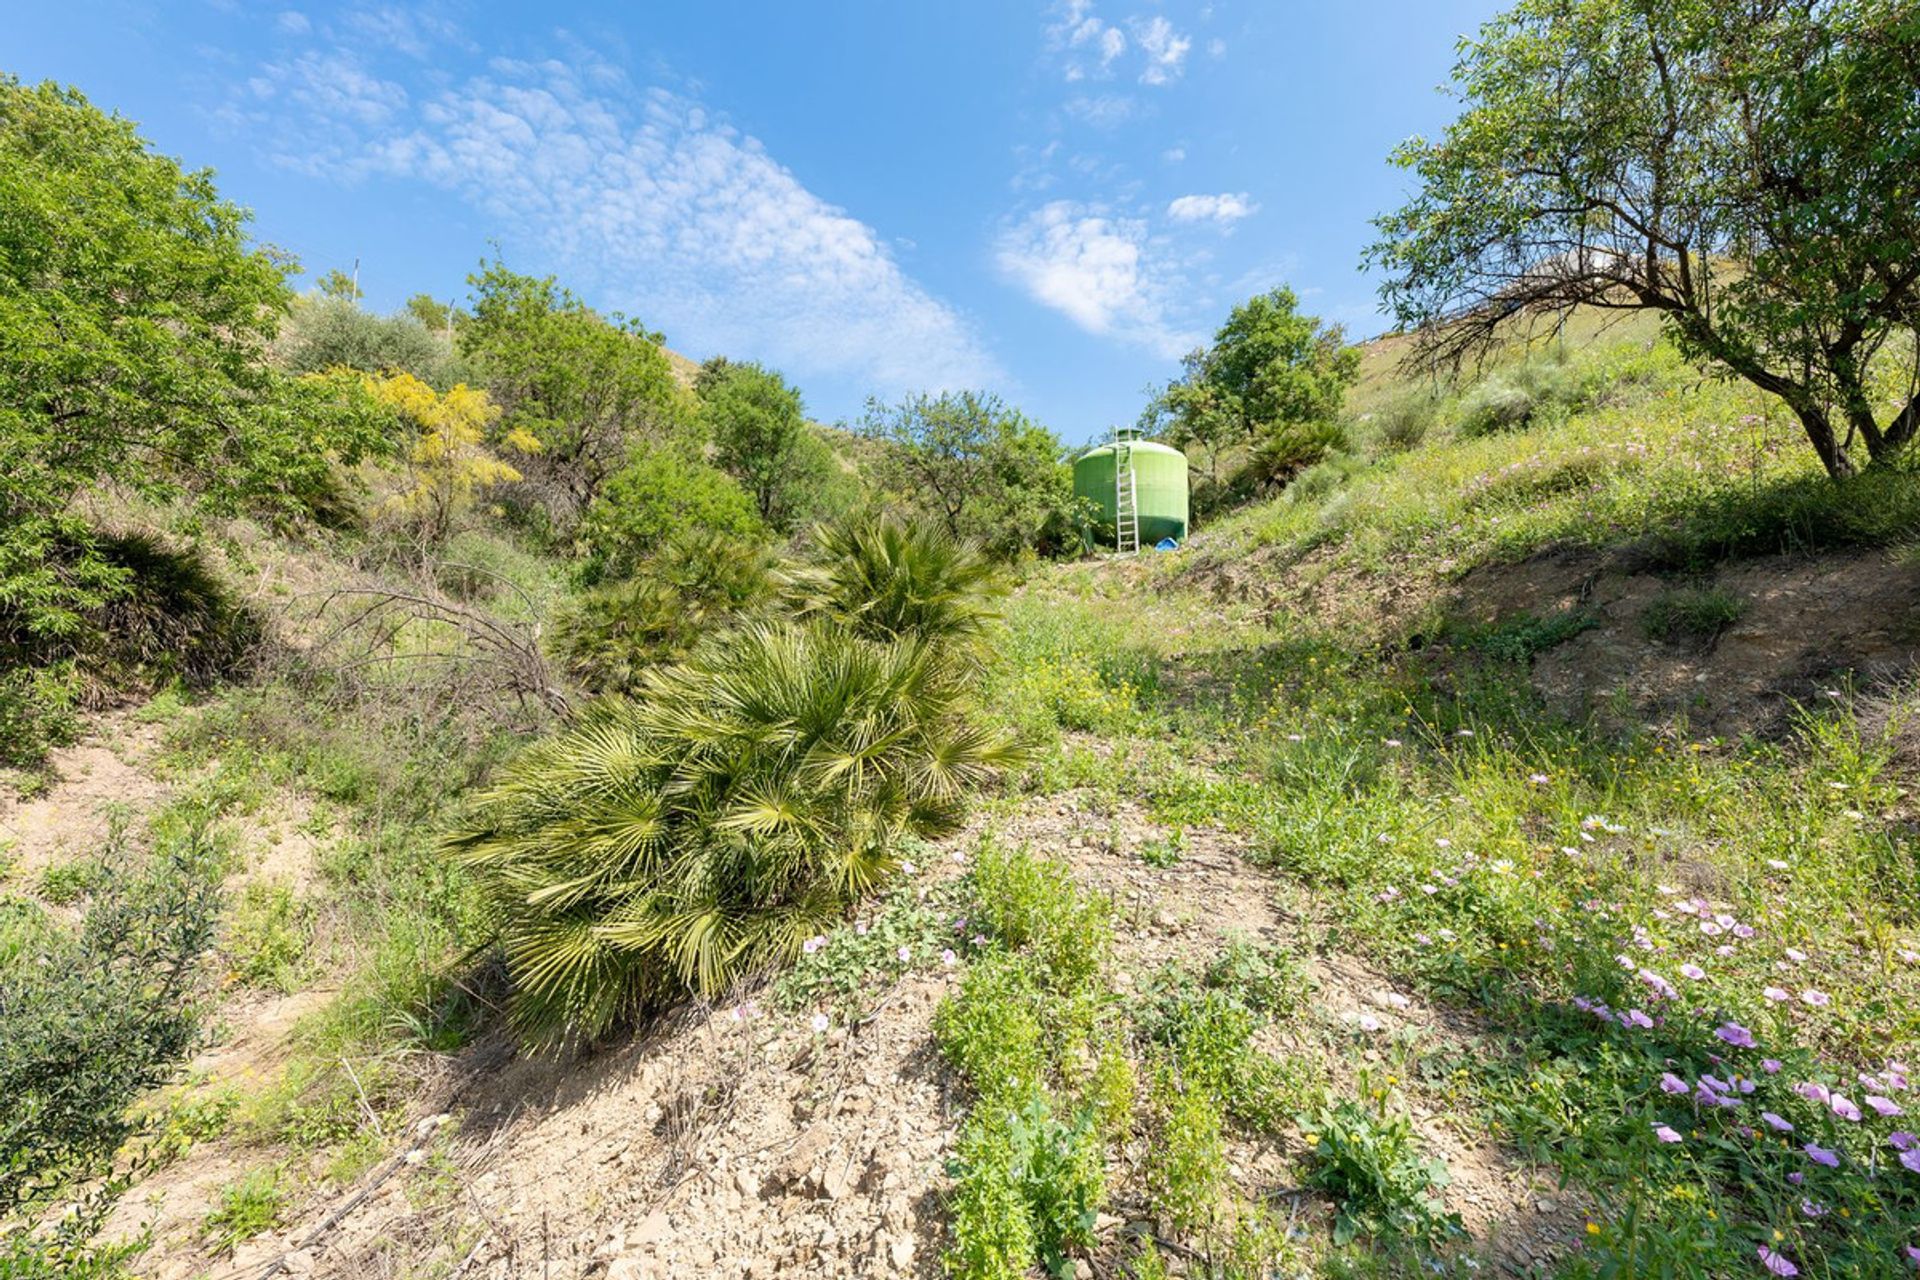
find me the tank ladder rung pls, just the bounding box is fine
[1114,442,1139,555]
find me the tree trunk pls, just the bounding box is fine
[1790,401,1857,479]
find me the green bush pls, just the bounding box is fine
[200,1166,286,1255]
[0,822,222,1220]
[552,531,775,695]
[1367,391,1438,452]
[1456,355,1587,438]
[275,294,469,389]
[785,514,1005,649]
[575,444,763,586]
[453,621,1022,1047]
[225,881,309,992]
[1241,418,1350,489]
[967,840,1109,992]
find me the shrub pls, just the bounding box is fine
[1456,356,1586,438]
[552,532,776,695]
[200,1166,286,1255]
[1241,418,1350,489]
[452,621,1023,1047]
[275,294,470,389]
[225,882,309,992]
[1,533,260,766]
[0,821,221,1220]
[1367,390,1438,452]
[1146,1065,1226,1234]
[575,444,764,587]
[785,514,1004,649]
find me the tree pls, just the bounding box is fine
[1145,288,1359,470]
[404,292,461,334]
[0,76,384,648]
[697,359,840,532]
[363,372,537,555]
[858,392,1073,558]
[315,267,361,300]
[1367,0,1920,480]
[575,443,764,585]
[458,261,686,525]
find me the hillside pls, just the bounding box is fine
[8,310,1920,1279]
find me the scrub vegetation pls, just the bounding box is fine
[6,2,1920,1278]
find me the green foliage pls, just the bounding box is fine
[200,1166,286,1255]
[454,621,1021,1046]
[966,840,1109,992]
[1204,935,1312,1021]
[858,391,1076,559]
[224,882,309,992]
[1369,0,1920,478]
[1640,585,1746,645]
[1455,356,1592,438]
[553,531,776,695]
[1449,607,1599,665]
[1300,1086,1460,1247]
[275,293,470,389]
[575,443,763,586]
[697,359,848,532]
[770,868,960,1016]
[1145,286,1361,500]
[785,513,1004,650]
[0,77,375,761]
[935,952,1052,1112]
[1145,1065,1227,1235]
[0,821,221,1220]
[458,260,685,526]
[1365,390,1438,453]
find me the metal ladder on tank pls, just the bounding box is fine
[1113,440,1140,555]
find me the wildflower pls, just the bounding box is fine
[1767,859,1790,870]
[901,860,917,875]
[1795,1083,1830,1104]
[810,1013,829,1033]
[1758,1246,1800,1277]
[1867,1096,1905,1118]
[1800,1199,1827,1218]
[1357,1013,1382,1032]
[1414,932,1433,946]
[1801,989,1830,1008]
[1436,837,1451,848]
[1529,773,1550,784]
[1804,1143,1840,1168]
[1831,1094,1862,1122]
[1903,1150,1920,1174]
[940,949,956,968]
[1700,921,1723,936]
[1785,947,1808,963]
[1734,924,1756,938]
[802,935,827,955]
[1891,1132,1918,1152]
[1384,738,1403,747]
[1901,949,1920,964]
[970,934,986,946]
[951,851,966,865]
[1652,1124,1683,1143]
[1437,928,1457,942]
[1378,886,1401,903]
[1763,986,1789,1002]
[1905,1244,1920,1266]
[1660,1072,1688,1094]
[1624,1008,1654,1029]
[1716,1021,1757,1049]
[897,946,911,963]
[1762,1111,1794,1132]
[1680,963,1707,980]
[1762,1059,1783,1074]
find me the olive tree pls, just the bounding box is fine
[1368,0,1920,479]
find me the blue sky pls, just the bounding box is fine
[11,1,1497,442]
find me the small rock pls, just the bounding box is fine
[887,1237,916,1269]
[630,1211,671,1246]
[1074,1261,1094,1279]
[735,1168,761,1200]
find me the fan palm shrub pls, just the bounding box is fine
[451,619,1023,1047]
[551,530,775,695]
[785,513,1004,649]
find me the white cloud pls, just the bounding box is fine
[1061,93,1137,129]
[231,43,998,395]
[275,10,310,35]
[1161,146,1186,164]
[1132,16,1192,85]
[995,201,1199,357]
[1207,37,1227,59]
[1166,192,1258,226]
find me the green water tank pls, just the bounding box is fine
[1072,437,1190,546]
